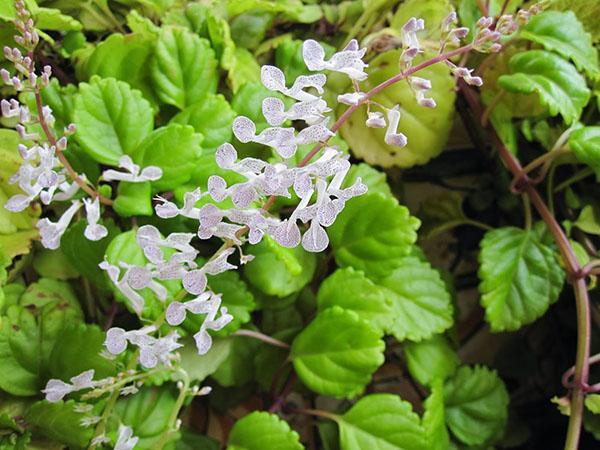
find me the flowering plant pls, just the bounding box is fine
[0,0,599,449]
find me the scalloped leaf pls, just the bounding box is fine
[328,193,420,278]
[228,411,304,450]
[378,256,453,342]
[478,227,565,332]
[73,76,154,165]
[338,50,456,168]
[498,50,590,125]
[291,307,385,398]
[151,27,218,109]
[443,365,509,446]
[404,335,459,386]
[569,126,600,180]
[337,393,427,450]
[520,11,599,78]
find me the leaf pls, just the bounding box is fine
[32,247,79,280]
[443,365,509,446]
[422,381,450,450]
[208,271,256,335]
[179,337,232,383]
[76,33,157,107]
[569,126,600,181]
[520,11,599,78]
[291,306,384,398]
[404,335,459,386]
[419,192,469,239]
[226,47,262,93]
[34,7,82,31]
[171,94,236,152]
[25,400,92,448]
[73,76,154,165]
[338,50,456,168]
[151,27,218,109]
[573,205,600,235]
[378,256,453,342]
[586,395,600,415]
[317,267,393,333]
[391,0,453,40]
[244,236,317,298]
[212,334,260,387]
[0,279,83,396]
[328,193,420,278]
[130,124,203,192]
[498,50,591,125]
[113,385,179,449]
[227,411,304,450]
[478,227,565,331]
[177,428,220,450]
[113,181,153,217]
[61,219,120,289]
[337,393,427,450]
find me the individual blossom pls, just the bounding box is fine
[83,197,108,241]
[303,39,368,81]
[408,77,436,108]
[114,424,139,450]
[400,17,425,68]
[42,369,97,402]
[37,200,81,249]
[101,155,162,183]
[384,106,408,147]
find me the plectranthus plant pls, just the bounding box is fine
[1,0,599,449]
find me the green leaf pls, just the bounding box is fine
[337,393,426,450]
[520,11,599,78]
[227,411,304,450]
[498,50,591,125]
[0,279,83,396]
[404,335,459,386]
[151,27,218,109]
[113,181,153,217]
[208,270,256,335]
[163,3,209,35]
[317,267,392,333]
[569,126,600,180]
[212,334,259,387]
[130,124,203,191]
[32,247,79,280]
[179,337,232,383]
[419,192,470,239]
[244,236,317,298]
[33,7,82,31]
[177,428,220,450]
[391,0,453,40]
[226,47,261,93]
[328,193,420,278]
[73,76,154,165]
[586,394,600,415]
[61,219,120,288]
[378,256,453,342]
[25,400,92,448]
[171,94,236,152]
[443,365,509,446]
[338,50,456,168]
[291,306,384,398]
[113,385,179,449]
[478,227,565,331]
[574,205,600,235]
[422,381,450,450]
[76,33,157,107]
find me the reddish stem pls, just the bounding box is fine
[459,80,591,450]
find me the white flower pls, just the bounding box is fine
[115,425,138,450]
[83,197,108,241]
[303,39,368,81]
[42,369,96,402]
[337,92,367,106]
[384,106,408,147]
[261,65,326,102]
[365,111,386,128]
[101,155,162,183]
[409,77,436,108]
[400,17,425,67]
[37,200,81,249]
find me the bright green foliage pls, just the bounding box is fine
[25,400,92,448]
[586,395,600,414]
[337,394,427,450]
[179,338,232,383]
[227,411,304,450]
[113,386,179,449]
[422,381,450,450]
[212,335,260,387]
[151,27,218,109]
[404,335,459,386]
[171,94,236,151]
[291,307,384,398]
[569,126,600,180]
[113,181,153,217]
[73,77,154,165]
[378,256,453,342]
[0,279,84,396]
[443,366,509,446]
[328,193,420,278]
[339,51,456,168]
[391,0,453,39]
[244,236,317,297]
[498,50,591,125]
[344,164,392,197]
[317,267,392,333]
[478,227,565,331]
[130,124,203,191]
[520,11,599,78]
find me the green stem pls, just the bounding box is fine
[153,370,190,450]
[554,167,595,193]
[522,194,532,231]
[291,407,339,422]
